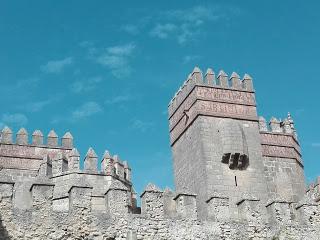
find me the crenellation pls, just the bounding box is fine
[51,152,65,176]
[68,147,80,170]
[113,154,125,179]
[242,73,254,91]
[236,195,263,223]
[206,193,230,222]
[281,118,292,134]
[32,130,44,145]
[61,132,73,148]
[295,197,320,225]
[204,68,215,85]
[0,66,319,239]
[101,150,114,175]
[258,116,268,132]
[1,126,13,144]
[217,70,228,87]
[30,183,54,206]
[16,128,28,145]
[47,130,58,147]
[84,147,98,173]
[123,160,131,181]
[105,180,129,215]
[141,183,164,219]
[173,192,197,219]
[266,198,294,224]
[269,117,282,133]
[69,185,93,210]
[191,66,203,84]
[229,72,241,89]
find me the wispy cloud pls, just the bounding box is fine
[71,101,102,121]
[51,101,103,124]
[79,41,94,48]
[70,76,102,93]
[21,95,62,113]
[165,5,222,23]
[131,119,154,132]
[150,5,241,44]
[150,23,177,39]
[95,43,136,78]
[311,143,320,148]
[182,55,201,64]
[0,113,28,128]
[2,77,40,96]
[41,57,73,74]
[105,94,135,105]
[122,24,140,35]
[24,99,54,112]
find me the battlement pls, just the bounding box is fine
[0,126,135,215]
[48,147,132,182]
[1,179,319,225]
[168,67,257,145]
[0,126,132,183]
[1,126,73,148]
[169,67,255,116]
[307,177,320,202]
[0,65,319,239]
[258,113,297,137]
[258,114,302,165]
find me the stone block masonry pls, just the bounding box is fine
[0,66,319,239]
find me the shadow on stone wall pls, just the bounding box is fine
[0,218,10,240]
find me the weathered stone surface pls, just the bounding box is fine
[0,66,318,239]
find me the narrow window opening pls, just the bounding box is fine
[235,176,238,187]
[62,159,68,172]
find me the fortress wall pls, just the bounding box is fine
[259,115,306,202]
[169,67,269,220]
[0,128,73,178]
[200,117,268,218]
[263,156,305,202]
[0,66,318,239]
[171,117,209,219]
[0,179,319,239]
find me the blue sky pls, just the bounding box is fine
[1,1,320,194]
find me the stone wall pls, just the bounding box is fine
[0,66,318,239]
[0,181,319,240]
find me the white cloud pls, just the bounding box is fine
[71,101,102,120]
[166,5,221,23]
[1,113,28,127]
[122,24,139,35]
[79,41,94,48]
[150,5,240,44]
[96,43,136,78]
[150,23,177,39]
[41,57,73,74]
[22,95,62,112]
[182,55,201,64]
[70,76,102,93]
[105,94,134,105]
[24,99,54,112]
[131,119,154,132]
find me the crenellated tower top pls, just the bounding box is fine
[168,67,257,145]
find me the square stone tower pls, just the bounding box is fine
[169,67,277,219]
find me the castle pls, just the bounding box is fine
[0,67,319,240]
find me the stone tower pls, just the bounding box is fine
[168,67,305,219]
